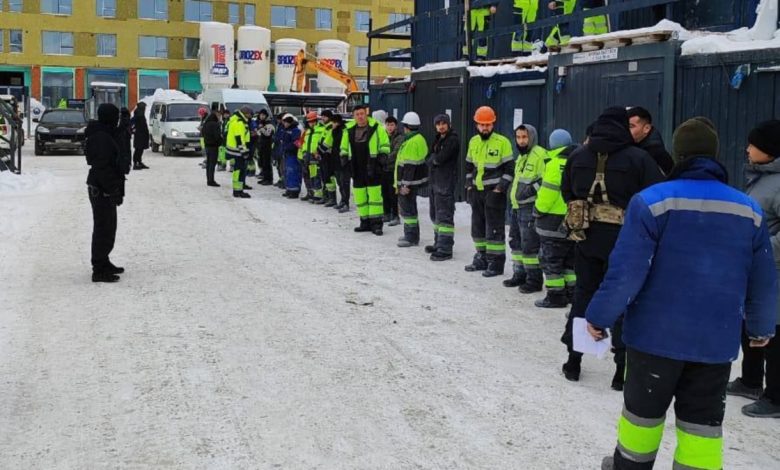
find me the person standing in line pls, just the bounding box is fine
[627,106,674,175]
[256,109,275,186]
[131,102,150,170]
[201,106,223,187]
[590,117,777,470]
[299,111,324,203]
[280,114,303,199]
[217,108,231,172]
[117,107,133,177]
[225,106,253,198]
[464,106,515,277]
[85,104,125,283]
[317,110,338,206]
[727,119,780,419]
[395,112,429,248]
[272,112,287,187]
[426,113,460,262]
[383,116,403,226]
[328,114,351,213]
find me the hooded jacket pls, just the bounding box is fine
[586,157,777,363]
[131,104,149,150]
[117,108,132,175]
[384,128,405,172]
[637,126,674,175]
[745,157,780,324]
[429,129,461,194]
[86,104,123,196]
[510,124,548,209]
[201,112,223,148]
[535,144,578,238]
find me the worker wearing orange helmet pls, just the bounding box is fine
[464,106,515,276]
[298,111,325,202]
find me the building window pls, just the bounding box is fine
[9,29,22,52]
[139,36,168,58]
[42,71,74,108]
[355,46,368,68]
[138,0,167,20]
[389,13,411,34]
[228,3,239,24]
[184,0,212,22]
[355,11,370,32]
[96,34,117,56]
[8,0,22,13]
[42,31,74,55]
[138,74,168,99]
[96,0,116,18]
[184,38,199,59]
[271,6,296,28]
[41,0,72,15]
[315,9,332,30]
[244,4,255,25]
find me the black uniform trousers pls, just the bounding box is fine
[335,162,351,205]
[539,236,575,293]
[613,348,731,470]
[508,206,541,274]
[469,188,507,264]
[205,146,218,184]
[381,170,399,218]
[740,324,780,404]
[257,143,273,182]
[132,147,144,165]
[398,189,420,243]
[89,190,117,273]
[562,225,625,366]
[429,175,456,254]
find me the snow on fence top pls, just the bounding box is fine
[681,0,780,55]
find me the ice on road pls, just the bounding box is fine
[0,151,777,469]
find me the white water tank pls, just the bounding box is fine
[274,38,306,92]
[199,22,234,90]
[316,40,350,94]
[237,26,271,91]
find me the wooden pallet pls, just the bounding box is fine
[548,31,676,54]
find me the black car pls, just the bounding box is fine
[35,109,87,155]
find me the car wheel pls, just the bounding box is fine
[151,141,159,153]
[162,137,172,156]
[34,143,44,156]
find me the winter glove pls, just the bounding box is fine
[109,192,123,206]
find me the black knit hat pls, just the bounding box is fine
[748,120,780,158]
[434,113,451,126]
[321,109,334,119]
[672,116,719,162]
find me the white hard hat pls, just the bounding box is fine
[372,109,388,124]
[401,112,421,127]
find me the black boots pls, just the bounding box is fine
[519,270,544,294]
[354,219,372,233]
[324,191,337,207]
[133,162,149,170]
[482,258,505,278]
[233,191,251,198]
[92,271,120,283]
[503,271,526,287]
[611,363,625,391]
[371,219,383,236]
[534,291,569,308]
[465,252,488,272]
[424,245,436,254]
[106,262,124,274]
[207,181,220,187]
[301,191,314,201]
[562,354,581,382]
[430,251,453,261]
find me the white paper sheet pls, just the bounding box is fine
[573,317,611,359]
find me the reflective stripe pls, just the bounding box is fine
[535,227,567,239]
[617,442,658,464]
[398,160,427,166]
[518,196,537,204]
[674,424,723,470]
[502,174,513,182]
[617,407,665,459]
[399,177,429,186]
[482,177,502,186]
[438,225,455,234]
[648,198,763,227]
[486,244,505,254]
[545,277,565,288]
[511,251,523,262]
[541,181,560,191]
[623,406,666,428]
[676,419,722,439]
[521,256,539,266]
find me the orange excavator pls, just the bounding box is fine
[291,49,369,112]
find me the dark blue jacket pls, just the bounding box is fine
[280,126,301,158]
[586,158,777,364]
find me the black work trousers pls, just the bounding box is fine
[205,146,218,184]
[613,348,730,470]
[381,170,398,218]
[469,188,506,265]
[336,166,351,205]
[89,191,118,273]
[257,144,273,182]
[508,206,541,275]
[398,189,420,243]
[562,225,625,366]
[740,324,780,404]
[430,179,456,254]
[539,236,575,294]
[132,147,144,165]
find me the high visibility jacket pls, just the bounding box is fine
[299,123,325,160]
[582,0,609,36]
[465,132,514,192]
[225,111,250,158]
[470,7,491,32]
[340,117,390,160]
[535,146,568,216]
[395,132,429,188]
[510,145,548,209]
[317,121,334,154]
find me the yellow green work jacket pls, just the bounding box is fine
[339,117,391,161]
[395,132,429,188]
[534,146,568,216]
[510,145,548,209]
[465,132,515,191]
[299,123,325,160]
[225,111,250,158]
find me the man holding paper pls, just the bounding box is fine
[585,117,777,470]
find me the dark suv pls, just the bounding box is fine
[35,109,88,155]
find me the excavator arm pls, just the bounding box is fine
[292,49,359,93]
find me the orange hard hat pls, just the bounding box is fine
[306,111,318,122]
[474,106,497,124]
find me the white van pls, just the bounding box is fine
[148,99,207,156]
[201,88,270,116]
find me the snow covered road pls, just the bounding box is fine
[1,151,777,469]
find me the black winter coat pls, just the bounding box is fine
[201,112,223,148]
[429,130,460,194]
[131,107,150,150]
[117,113,132,175]
[636,127,674,175]
[86,121,123,196]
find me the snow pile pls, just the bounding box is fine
[467,63,547,78]
[412,61,469,74]
[682,0,780,55]
[571,19,695,45]
[0,170,57,195]
[137,89,193,121]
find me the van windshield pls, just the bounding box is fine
[225,102,270,116]
[166,103,204,122]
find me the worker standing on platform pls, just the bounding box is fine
[512,0,540,55]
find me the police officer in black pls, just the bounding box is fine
[86,103,125,283]
[560,107,664,389]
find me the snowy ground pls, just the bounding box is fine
[0,149,777,469]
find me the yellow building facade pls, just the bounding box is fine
[0,0,412,107]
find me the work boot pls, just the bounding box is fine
[742,397,780,418]
[334,201,346,210]
[562,355,581,382]
[519,270,544,294]
[260,179,274,186]
[233,191,251,198]
[338,204,350,214]
[482,259,505,278]
[424,245,437,254]
[92,272,120,283]
[301,192,314,201]
[324,192,337,207]
[137,162,149,169]
[397,238,418,248]
[535,291,569,308]
[503,271,526,288]
[372,220,384,236]
[383,214,391,223]
[207,181,220,187]
[387,216,400,227]
[354,219,372,233]
[611,364,625,391]
[430,251,453,262]
[106,262,125,274]
[244,184,253,190]
[217,164,227,172]
[727,378,763,401]
[601,456,615,470]
[314,197,326,205]
[465,252,488,272]
[275,180,285,188]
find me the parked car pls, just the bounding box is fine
[148,100,207,156]
[34,108,87,155]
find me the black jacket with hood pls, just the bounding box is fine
[637,126,674,175]
[117,108,132,175]
[132,103,150,150]
[201,112,223,148]
[86,104,123,197]
[428,129,461,194]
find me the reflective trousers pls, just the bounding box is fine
[539,235,576,294]
[469,188,506,265]
[231,153,248,191]
[508,205,540,276]
[352,156,383,222]
[430,185,456,255]
[398,189,420,243]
